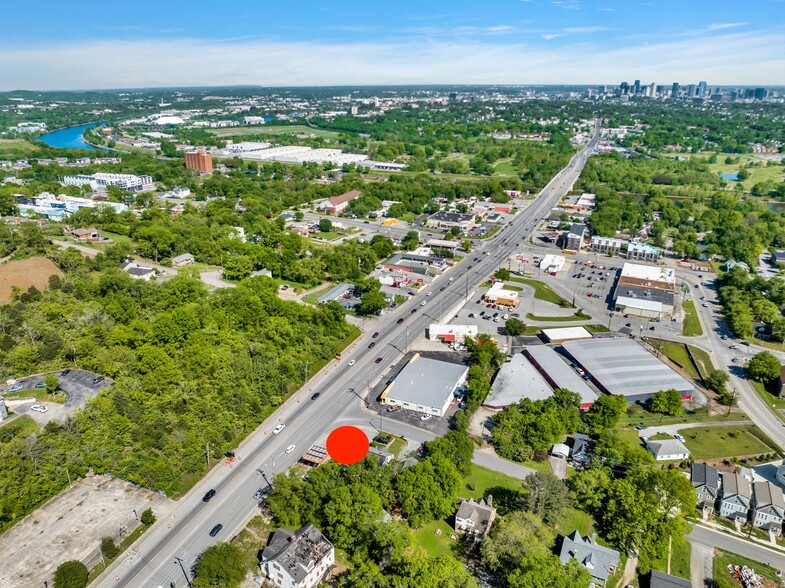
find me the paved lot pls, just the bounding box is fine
[0,475,175,588]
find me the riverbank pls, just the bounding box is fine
[38,122,106,151]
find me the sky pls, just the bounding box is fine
[2,0,784,90]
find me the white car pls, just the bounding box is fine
[674,434,685,442]
[273,423,286,435]
[420,300,427,306]
[285,445,296,454]
[31,404,48,413]
[347,360,356,366]
[426,291,433,297]
[420,414,432,421]
[502,314,509,320]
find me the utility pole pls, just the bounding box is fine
[174,557,193,588]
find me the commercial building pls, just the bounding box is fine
[316,283,354,304]
[561,338,694,403]
[483,282,519,307]
[427,324,478,343]
[539,253,565,275]
[523,345,597,409]
[260,524,335,588]
[184,149,213,174]
[62,173,154,193]
[591,236,624,256]
[320,190,361,215]
[614,262,676,318]
[627,242,661,263]
[541,326,592,344]
[483,352,553,410]
[425,211,477,232]
[563,223,587,253]
[380,354,468,417]
[383,252,446,275]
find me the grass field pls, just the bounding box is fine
[509,277,572,307]
[584,324,611,333]
[651,533,691,581]
[618,409,747,428]
[0,414,38,437]
[0,256,64,304]
[749,379,785,422]
[0,138,38,157]
[679,425,778,459]
[493,159,519,175]
[689,346,715,380]
[302,284,335,305]
[526,311,591,322]
[713,549,782,588]
[210,124,342,139]
[663,152,785,191]
[655,341,700,379]
[310,231,342,241]
[682,299,704,336]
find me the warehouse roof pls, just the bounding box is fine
[619,262,675,284]
[616,285,675,305]
[483,353,553,410]
[615,296,663,313]
[541,326,592,343]
[561,338,694,397]
[523,345,597,408]
[384,355,468,411]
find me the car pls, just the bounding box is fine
[448,277,454,282]
[468,313,475,318]
[476,299,482,304]
[309,391,322,400]
[674,434,685,442]
[202,489,216,502]
[474,257,479,261]
[253,489,266,500]
[347,360,356,366]
[649,326,655,331]
[386,405,402,413]
[641,436,648,443]
[34,382,46,388]
[625,322,632,327]
[698,274,703,279]
[31,404,48,413]
[439,287,445,291]
[285,444,296,454]
[634,425,648,431]
[575,367,585,376]
[493,317,500,322]
[372,332,380,338]
[367,341,377,350]
[420,414,432,421]
[502,314,509,320]
[375,357,383,363]
[420,301,427,306]
[408,291,415,296]
[721,335,728,340]
[273,423,286,435]
[700,296,705,301]
[479,311,485,316]
[397,318,405,324]
[411,308,418,313]
[60,369,70,376]
[729,344,738,349]
[426,291,433,297]
[732,357,742,363]
[493,313,499,318]
[225,450,235,459]
[209,524,223,537]
[511,312,520,317]
[702,303,708,307]
[8,385,23,392]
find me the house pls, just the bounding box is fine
[260,524,335,588]
[367,446,394,467]
[454,496,497,541]
[752,481,785,533]
[719,471,752,522]
[70,227,100,242]
[321,190,361,215]
[648,570,691,588]
[571,433,591,465]
[725,260,749,272]
[775,459,785,487]
[119,261,156,281]
[691,463,720,512]
[645,439,690,461]
[551,443,570,459]
[559,530,619,587]
[171,253,194,267]
[772,250,785,266]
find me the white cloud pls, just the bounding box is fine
[707,22,749,30]
[552,0,581,9]
[1,29,782,90]
[541,33,566,40]
[599,7,615,11]
[563,26,609,33]
[487,25,513,33]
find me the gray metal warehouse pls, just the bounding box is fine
[560,338,694,403]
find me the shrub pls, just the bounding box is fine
[140,508,156,526]
[53,560,88,588]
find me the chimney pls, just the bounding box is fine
[486,494,493,507]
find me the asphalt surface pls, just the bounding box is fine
[92,125,602,588]
[688,525,785,571]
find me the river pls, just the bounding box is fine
[38,123,106,151]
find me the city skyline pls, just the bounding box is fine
[1,0,784,90]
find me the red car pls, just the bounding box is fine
[372,332,379,338]
[375,357,383,363]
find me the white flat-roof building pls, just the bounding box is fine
[484,282,519,307]
[483,352,553,410]
[539,254,566,275]
[62,173,154,193]
[381,354,468,417]
[619,263,675,285]
[541,326,593,343]
[523,345,597,409]
[428,324,478,342]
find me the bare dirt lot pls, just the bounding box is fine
[0,474,175,588]
[0,257,63,303]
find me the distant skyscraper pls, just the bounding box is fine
[671,82,680,98]
[350,104,358,115]
[185,150,212,174]
[633,79,641,94]
[687,84,697,98]
[698,81,707,98]
[754,87,768,101]
[620,81,629,94]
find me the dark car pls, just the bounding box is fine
[397,318,404,324]
[224,451,235,459]
[439,287,445,291]
[625,322,631,327]
[209,524,223,537]
[372,332,380,338]
[467,265,472,269]
[202,489,216,502]
[311,392,321,400]
[368,342,376,349]
[375,357,383,363]
[410,308,417,314]
[60,369,70,376]
[474,257,479,261]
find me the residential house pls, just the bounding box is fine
[367,446,394,467]
[645,439,690,461]
[772,250,785,266]
[260,524,335,588]
[571,433,591,466]
[775,459,785,487]
[454,496,497,541]
[69,227,100,242]
[648,570,691,588]
[120,261,156,281]
[551,443,570,459]
[559,530,619,587]
[171,253,194,267]
[752,481,785,533]
[719,471,752,522]
[691,463,720,512]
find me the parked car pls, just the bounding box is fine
[34,382,46,388]
[253,489,266,500]
[634,425,648,431]
[420,414,432,421]
[8,385,23,392]
[674,434,685,442]
[31,404,48,413]
[285,444,296,454]
[209,524,223,537]
[202,489,217,502]
[273,423,286,435]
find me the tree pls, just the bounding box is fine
[402,231,419,250]
[650,389,684,417]
[581,394,626,434]
[495,268,511,281]
[747,351,781,382]
[505,317,526,336]
[521,471,571,524]
[222,254,253,280]
[140,508,156,525]
[507,553,591,588]
[100,536,120,560]
[425,430,474,475]
[193,542,246,588]
[53,560,89,588]
[359,289,386,315]
[462,239,472,253]
[396,454,461,527]
[481,511,554,573]
[43,374,60,395]
[737,168,750,181]
[706,369,730,394]
[318,218,333,233]
[752,299,779,323]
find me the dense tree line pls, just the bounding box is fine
[717,266,785,340]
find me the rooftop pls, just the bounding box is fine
[261,524,333,584]
[754,481,785,510]
[691,463,720,490]
[646,438,690,458]
[523,345,597,407]
[484,352,553,409]
[541,326,592,342]
[384,354,468,411]
[649,570,692,588]
[619,262,675,285]
[559,530,619,583]
[723,471,752,500]
[561,338,694,397]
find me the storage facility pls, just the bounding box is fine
[523,345,598,409]
[541,326,593,344]
[380,354,468,417]
[483,352,553,410]
[561,338,694,402]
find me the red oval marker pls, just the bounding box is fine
[326,426,369,465]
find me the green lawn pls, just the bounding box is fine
[526,311,591,322]
[2,388,41,400]
[0,414,38,438]
[664,152,785,192]
[508,277,572,307]
[584,324,611,333]
[411,519,458,557]
[654,341,700,379]
[460,463,523,499]
[493,159,519,175]
[679,425,778,459]
[0,138,39,157]
[302,284,335,305]
[310,231,342,241]
[689,346,715,380]
[682,299,703,337]
[210,124,342,139]
[554,507,593,537]
[749,379,785,420]
[618,409,747,428]
[713,549,782,588]
[651,533,691,581]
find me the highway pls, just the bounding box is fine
[92,125,601,588]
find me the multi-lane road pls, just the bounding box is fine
[92,126,601,588]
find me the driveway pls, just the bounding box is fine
[688,540,713,588]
